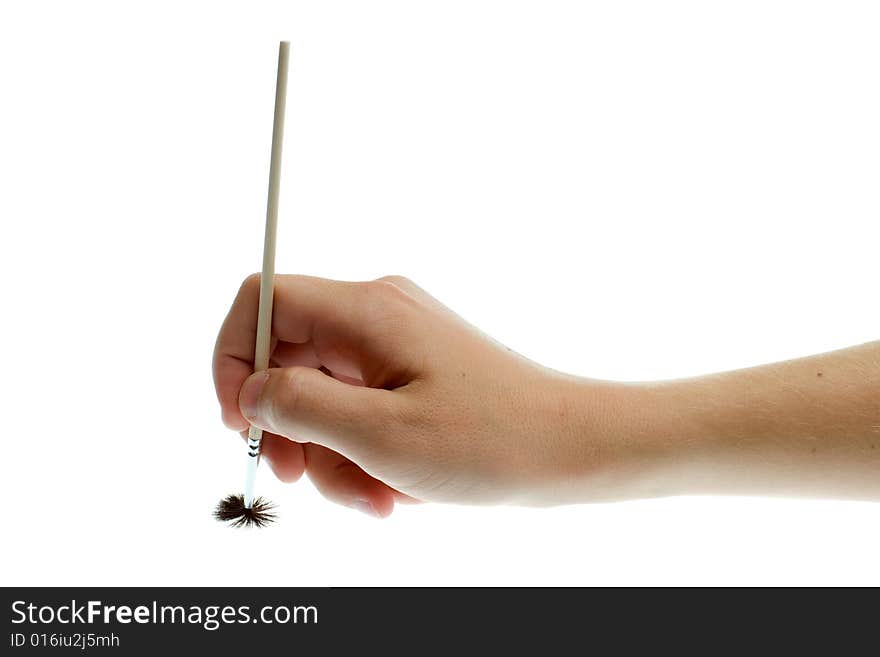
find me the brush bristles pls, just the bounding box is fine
[214,494,277,528]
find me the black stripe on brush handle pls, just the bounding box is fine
[248,435,261,457]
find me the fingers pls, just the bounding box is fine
[238,365,398,464]
[213,274,418,430]
[255,431,306,483]
[214,274,431,514]
[216,353,254,431]
[218,274,409,362]
[270,340,322,369]
[239,430,305,483]
[244,431,412,516]
[243,431,417,515]
[213,276,263,431]
[303,444,396,517]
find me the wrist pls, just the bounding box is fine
[523,375,692,505]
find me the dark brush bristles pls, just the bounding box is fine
[214,494,277,528]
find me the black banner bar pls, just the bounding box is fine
[1,587,873,654]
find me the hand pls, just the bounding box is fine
[212,275,630,516]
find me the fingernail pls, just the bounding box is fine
[239,371,270,422]
[350,499,380,518]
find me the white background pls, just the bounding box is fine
[1,1,878,586]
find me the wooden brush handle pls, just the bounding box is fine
[254,40,289,373]
[245,41,290,508]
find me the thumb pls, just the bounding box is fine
[238,366,393,457]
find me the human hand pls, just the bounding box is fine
[212,275,632,517]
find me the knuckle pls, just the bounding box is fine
[358,280,409,319]
[376,274,414,289]
[365,278,400,298]
[361,279,418,316]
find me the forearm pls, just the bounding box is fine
[549,341,880,504]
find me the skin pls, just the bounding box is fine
[213,274,880,517]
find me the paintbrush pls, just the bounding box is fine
[215,41,289,528]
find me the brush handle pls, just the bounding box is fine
[245,40,290,509]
